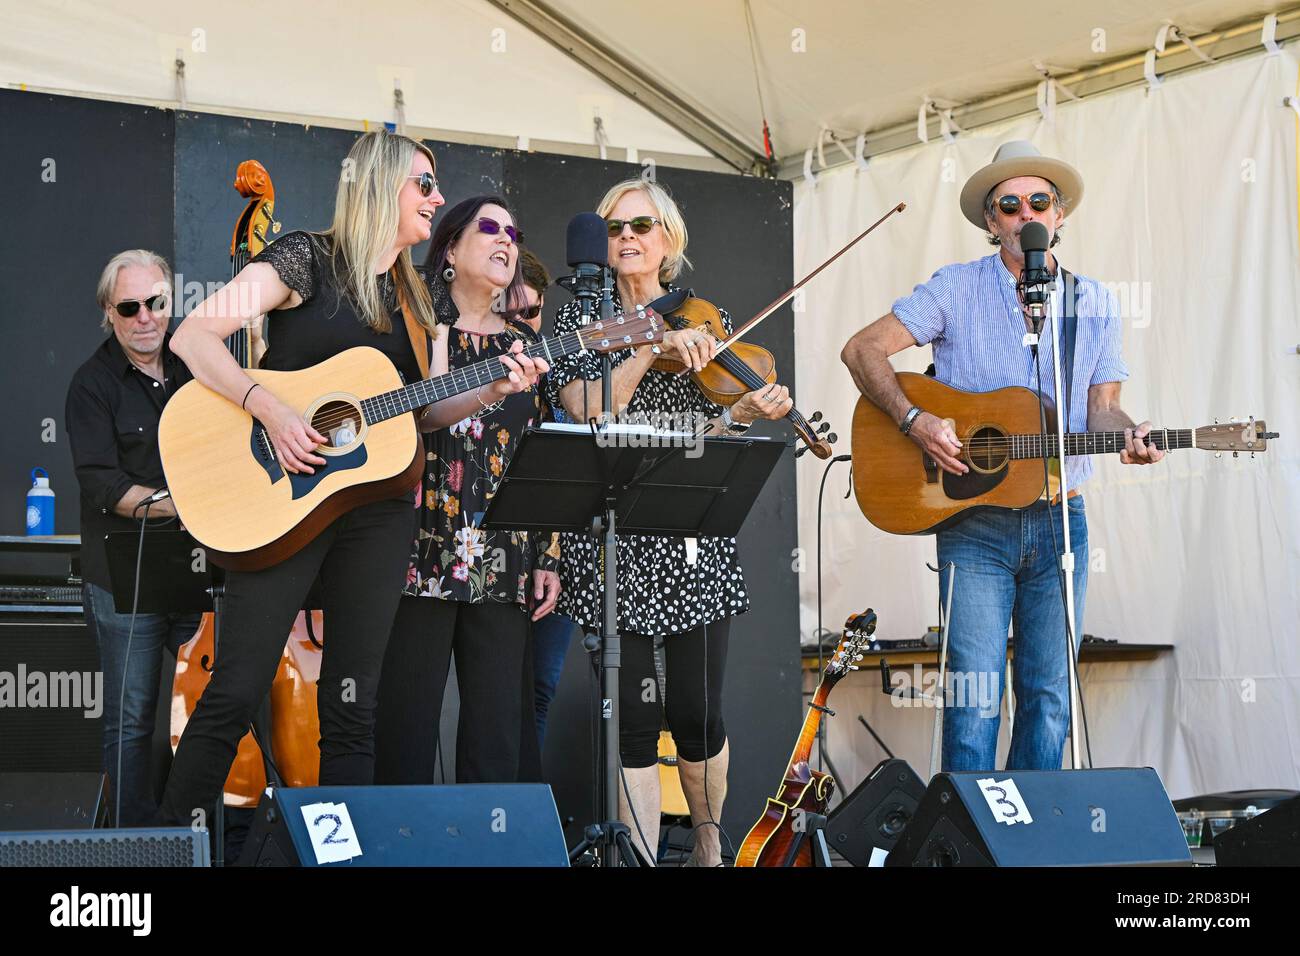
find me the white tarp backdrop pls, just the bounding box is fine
[794,49,1300,798]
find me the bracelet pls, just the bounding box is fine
[721,406,750,434]
[899,405,923,435]
[242,383,261,410]
[472,385,505,419]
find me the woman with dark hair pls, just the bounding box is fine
[159,134,546,828]
[375,196,560,785]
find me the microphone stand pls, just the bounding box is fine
[1022,269,1085,771]
[558,263,646,866]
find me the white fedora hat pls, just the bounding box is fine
[959,140,1084,230]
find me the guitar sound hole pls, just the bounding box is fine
[968,426,1009,473]
[312,400,363,450]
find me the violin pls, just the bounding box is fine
[649,292,834,458]
[643,200,908,462]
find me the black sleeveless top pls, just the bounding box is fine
[253,230,422,386]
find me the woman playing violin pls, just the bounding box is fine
[546,178,793,866]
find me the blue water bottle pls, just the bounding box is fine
[26,467,55,536]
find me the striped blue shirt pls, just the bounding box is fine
[893,253,1128,488]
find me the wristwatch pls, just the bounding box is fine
[721,406,751,434]
[899,406,923,435]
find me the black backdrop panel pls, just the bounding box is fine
[0,90,174,534]
[505,150,801,850]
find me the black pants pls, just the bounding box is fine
[374,597,540,785]
[619,619,730,768]
[160,497,414,826]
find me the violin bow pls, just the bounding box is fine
[713,201,906,354]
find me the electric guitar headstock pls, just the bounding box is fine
[575,306,666,354]
[823,608,877,687]
[1196,417,1277,458]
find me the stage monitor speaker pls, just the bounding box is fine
[239,784,569,867]
[0,771,108,830]
[0,827,209,867]
[1213,795,1300,866]
[886,768,1191,867]
[825,759,926,866]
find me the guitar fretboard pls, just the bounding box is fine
[359,329,587,423]
[999,429,1194,459]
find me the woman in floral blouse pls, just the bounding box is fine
[374,196,561,785]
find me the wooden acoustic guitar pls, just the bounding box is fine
[159,309,664,570]
[735,610,876,867]
[852,372,1276,535]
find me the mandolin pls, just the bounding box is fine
[160,309,664,570]
[735,609,876,867]
[852,373,1276,535]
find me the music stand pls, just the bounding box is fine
[482,423,786,866]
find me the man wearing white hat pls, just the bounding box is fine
[840,140,1163,773]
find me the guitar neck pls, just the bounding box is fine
[784,680,833,772]
[360,329,586,423]
[1008,428,1195,459]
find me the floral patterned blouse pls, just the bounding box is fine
[402,277,560,607]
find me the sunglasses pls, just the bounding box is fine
[515,304,542,321]
[408,171,439,197]
[113,294,169,318]
[476,217,522,244]
[606,216,661,237]
[996,192,1054,215]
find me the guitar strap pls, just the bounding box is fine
[1059,268,1081,428]
[396,281,432,381]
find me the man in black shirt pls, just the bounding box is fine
[65,249,197,825]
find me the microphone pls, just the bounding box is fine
[1017,221,1051,330]
[556,213,609,315]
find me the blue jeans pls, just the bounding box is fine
[531,612,578,750]
[936,496,1088,772]
[83,582,199,826]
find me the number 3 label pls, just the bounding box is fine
[975,777,1034,826]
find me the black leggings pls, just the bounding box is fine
[160,496,414,826]
[374,596,540,785]
[619,619,729,768]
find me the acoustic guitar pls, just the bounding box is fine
[159,310,664,570]
[852,373,1275,535]
[735,610,876,867]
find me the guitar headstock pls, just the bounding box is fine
[1196,417,1277,455]
[576,307,665,354]
[824,608,877,685]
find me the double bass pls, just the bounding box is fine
[170,161,323,804]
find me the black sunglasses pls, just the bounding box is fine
[477,217,522,244]
[996,192,1054,215]
[113,294,169,318]
[606,215,661,237]
[515,303,542,321]
[408,171,439,197]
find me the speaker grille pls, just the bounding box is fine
[0,828,209,867]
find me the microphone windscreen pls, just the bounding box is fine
[1019,221,1049,253]
[566,212,608,267]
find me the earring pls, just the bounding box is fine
[442,265,456,282]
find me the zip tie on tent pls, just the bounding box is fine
[802,147,818,186]
[393,81,407,135]
[853,133,868,173]
[1156,22,1217,65]
[820,125,856,166]
[918,97,963,144]
[1262,13,1282,55]
[593,112,609,161]
[1144,49,1163,90]
[174,52,188,109]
